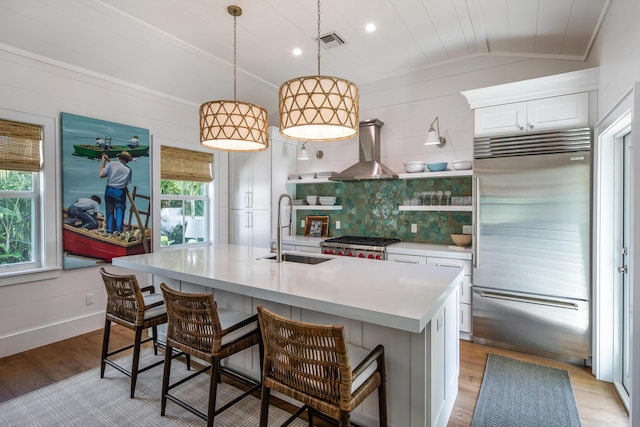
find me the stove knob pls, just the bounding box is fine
[328,250,334,255]
[358,253,364,258]
[375,255,382,260]
[347,252,353,257]
[323,249,329,254]
[368,254,374,259]
[337,251,343,256]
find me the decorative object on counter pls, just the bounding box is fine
[279,0,359,142]
[404,162,426,173]
[299,172,316,179]
[298,142,324,160]
[199,6,268,152]
[452,160,472,170]
[306,195,318,205]
[427,162,448,172]
[424,116,446,147]
[304,215,329,237]
[451,233,472,247]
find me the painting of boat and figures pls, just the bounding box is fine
[61,113,151,270]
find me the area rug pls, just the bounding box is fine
[471,353,582,427]
[0,349,305,426]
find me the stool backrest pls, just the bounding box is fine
[160,283,222,359]
[257,305,353,406]
[99,268,145,326]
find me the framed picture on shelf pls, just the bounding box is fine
[305,215,329,237]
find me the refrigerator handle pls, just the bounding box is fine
[473,176,480,268]
[478,290,580,310]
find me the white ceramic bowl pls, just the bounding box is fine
[319,196,336,206]
[404,162,425,173]
[451,233,472,247]
[452,160,472,170]
[306,195,317,205]
[299,172,316,179]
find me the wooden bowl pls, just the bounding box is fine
[451,233,472,247]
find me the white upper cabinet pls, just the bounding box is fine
[474,92,589,137]
[229,148,271,210]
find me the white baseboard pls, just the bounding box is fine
[0,311,105,358]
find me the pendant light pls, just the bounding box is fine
[279,0,359,142]
[200,6,269,152]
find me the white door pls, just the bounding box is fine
[613,126,632,403]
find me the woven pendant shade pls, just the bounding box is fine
[279,75,359,141]
[278,0,359,142]
[199,5,268,152]
[200,100,268,152]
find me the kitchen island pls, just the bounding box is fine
[113,244,463,427]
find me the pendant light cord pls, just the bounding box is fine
[317,0,321,76]
[233,12,237,101]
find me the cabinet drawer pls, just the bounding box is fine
[427,257,470,275]
[460,303,472,333]
[459,276,472,305]
[387,253,427,264]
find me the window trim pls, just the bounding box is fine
[0,109,61,286]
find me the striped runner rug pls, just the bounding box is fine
[472,353,582,427]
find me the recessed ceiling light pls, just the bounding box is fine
[292,48,302,56]
[365,23,376,32]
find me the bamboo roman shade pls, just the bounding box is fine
[0,119,42,172]
[161,146,213,182]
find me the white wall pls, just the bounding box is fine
[589,1,640,424]
[0,47,225,357]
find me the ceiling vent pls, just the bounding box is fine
[318,32,345,49]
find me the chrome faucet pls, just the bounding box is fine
[276,193,293,263]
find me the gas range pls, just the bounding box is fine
[320,236,401,260]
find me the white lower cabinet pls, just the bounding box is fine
[389,252,473,339]
[295,245,321,254]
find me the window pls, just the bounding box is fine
[160,146,212,247]
[0,110,59,285]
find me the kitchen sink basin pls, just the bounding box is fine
[261,253,332,265]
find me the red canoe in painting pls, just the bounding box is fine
[63,223,151,263]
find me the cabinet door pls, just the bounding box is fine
[526,92,588,132]
[251,148,272,210]
[474,102,527,136]
[229,154,253,209]
[460,303,472,333]
[426,257,471,275]
[229,209,271,248]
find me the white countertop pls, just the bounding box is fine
[113,244,463,334]
[280,235,472,260]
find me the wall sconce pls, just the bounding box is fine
[424,116,446,147]
[298,142,324,160]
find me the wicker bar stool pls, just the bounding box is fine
[257,305,388,427]
[159,283,262,427]
[99,268,189,398]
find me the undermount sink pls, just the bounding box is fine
[261,253,332,265]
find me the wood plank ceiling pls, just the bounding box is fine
[0,0,609,106]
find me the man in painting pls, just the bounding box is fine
[127,135,139,148]
[67,195,103,230]
[99,151,132,235]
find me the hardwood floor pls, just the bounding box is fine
[0,327,630,426]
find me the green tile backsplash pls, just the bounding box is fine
[294,177,472,245]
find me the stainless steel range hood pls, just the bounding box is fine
[329,119,398,181]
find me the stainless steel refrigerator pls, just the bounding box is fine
[472,128,592,361]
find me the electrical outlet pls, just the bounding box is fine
[463,225,472,234]
[411,224,417,233]
[86,293,95,305]
[301,219,305,227]
[336,221,341,229]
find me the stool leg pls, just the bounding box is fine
[378,356,388,426]
[339,412,350,427]
[152,325,159,355]
[100,319,111,378]
[259,385,271,427]
[207,359,220,427]
[160,344,174,416]
[130,326,144,398]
